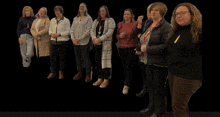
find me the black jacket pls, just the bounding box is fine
[135,18,171,66]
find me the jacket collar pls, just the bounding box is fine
[145,18,166,28]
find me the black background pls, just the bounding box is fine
[2,0,215,113]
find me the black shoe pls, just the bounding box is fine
[136,89,147,97]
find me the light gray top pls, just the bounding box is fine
[70,15,93,45]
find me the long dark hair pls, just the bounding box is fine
[97,5,110,22]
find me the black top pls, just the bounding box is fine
[17,16,36,37]
[166,25,203,80]
[96,20,105,38]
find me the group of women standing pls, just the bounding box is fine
[17,2,202,117]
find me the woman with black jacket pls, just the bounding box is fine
[135,2,171,117]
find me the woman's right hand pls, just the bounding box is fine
[137,16,144,28]
[72,38,77,44]
[134,48,142,55]
[120,33,125,39]
[18,38,23,45]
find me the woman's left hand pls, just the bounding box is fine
[94,38,100,45]
[37,36,41,40]
[75,38,80,44]
[141,44,147,53]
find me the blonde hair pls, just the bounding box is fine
[22,6,34,17]
[123,8,135,22]
[149,2,168,17]
[147,3,153,19]
[168,3,202,43]
[36,7,48,18]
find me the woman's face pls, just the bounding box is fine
[55,10,61,17]
[100,7,106,18]
[175,6,191,26]
[79,4,85,14]
[39,8,45,17]
[25,9,31,17]
[150,6,161,20]
[124,11,132,22]
[147,10,152,20]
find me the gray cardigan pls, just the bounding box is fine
[90,18,116,69]
[70,15,93,45]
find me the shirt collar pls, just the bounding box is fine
[55,16,64,21]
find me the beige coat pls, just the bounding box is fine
[31,17,50,57]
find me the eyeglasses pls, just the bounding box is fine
[175,11,189,17]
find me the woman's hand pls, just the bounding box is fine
[33,34,38,39]
[94,38,101,45]
[51,33,59,38]
[120,33,126,39]
[37,36,41,40]
[134,48,142,55]
[137,16,144,28]
[141,44,147,53]
[18,38,23,45]
[72,38,77,44]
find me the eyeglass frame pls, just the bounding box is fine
[175,11,190,17]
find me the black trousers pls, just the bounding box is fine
[139,62,148,90]
[118,47,138,86]
[146,65,168,115]
[50,42,68,74]
[74,43,92,75]
[94,44,110,79]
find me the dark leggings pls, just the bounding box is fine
[119,47,138,86]
[94,44,110,79]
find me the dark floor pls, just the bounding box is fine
[1,112,220,117]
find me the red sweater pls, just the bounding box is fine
[116,21,138,48]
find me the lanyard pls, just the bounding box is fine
[99,20,105,32]
[143,20,161,41]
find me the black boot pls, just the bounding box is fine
[140,88,154,115]
[136,89,148,97]
[150,86,166,117]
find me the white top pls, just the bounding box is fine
[49,17,70,42]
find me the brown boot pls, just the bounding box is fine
[93,79,103,86]
[100,79,109,88]
[47,73,56,79]
[59,71,64,79]
[73,72,83,80]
